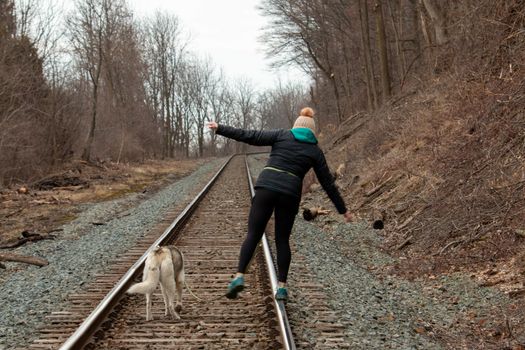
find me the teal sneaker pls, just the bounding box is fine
[226,276,244,299]
[275,287,288,301]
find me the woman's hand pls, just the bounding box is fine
[207,121,218,130]
[343,211,353,223]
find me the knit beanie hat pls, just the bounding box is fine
[293,107,316,134]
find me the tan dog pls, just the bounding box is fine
[127,245,185,321]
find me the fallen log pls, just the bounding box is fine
[0,252,48,267]
[52,185,87,191]
[0,232,55,249]
[32,174,88,191]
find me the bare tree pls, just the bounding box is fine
[182,56,216,157]
[374,0,391,100]
[15,0,62,66]
[359,0,378,110]
[234,78,256,130]
[67,0,106,161]
[208,71,235,154]
[142,11,188,158]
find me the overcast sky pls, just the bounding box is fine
[127,0,308,90]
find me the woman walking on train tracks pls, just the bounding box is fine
[207,107,353,301]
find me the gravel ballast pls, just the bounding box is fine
[0,159,223,350]
[248,154,512,349]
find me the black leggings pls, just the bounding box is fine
[238,188,300,283]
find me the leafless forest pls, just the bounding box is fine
[0,0,309,185]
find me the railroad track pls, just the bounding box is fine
[25,154,350,349]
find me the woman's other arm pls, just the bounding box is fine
[313,151,353,222]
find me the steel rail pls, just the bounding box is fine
[244,155,297,350]
[59,155,234,350]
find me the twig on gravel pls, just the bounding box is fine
[0,253,48,267]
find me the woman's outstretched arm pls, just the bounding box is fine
[207,122,281,146]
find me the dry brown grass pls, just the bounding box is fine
[0,158,209,245]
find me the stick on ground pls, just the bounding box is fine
[0,253,48,267]
[0,233,55,249]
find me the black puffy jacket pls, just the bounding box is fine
[216,124,347,214]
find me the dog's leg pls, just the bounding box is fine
[160,284,169,317]
[163,279,179,320]
[175,267,184,313]
[160,258,179,320]
[146,293,153,321]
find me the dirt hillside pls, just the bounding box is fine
[320,73,525,286]
[309,62,525,329]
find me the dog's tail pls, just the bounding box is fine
[127,253,162,295]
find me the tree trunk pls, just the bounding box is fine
[359,0,378,110]
[375,0,392,100]
[387,0,407,81]
[407,0,423,70]
[330,76,344,123]
[421,0,447,45]
[418,0,432,47]
[417,0,433,74]
[82,82,98,162]
[197,120,204,157]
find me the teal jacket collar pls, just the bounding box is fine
[290,128,318,144]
